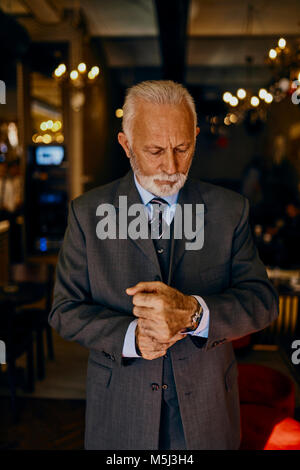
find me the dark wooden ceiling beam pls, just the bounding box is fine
[20,0,62,24]
[154,0,190,82]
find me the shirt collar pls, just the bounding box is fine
[133,173,179,207]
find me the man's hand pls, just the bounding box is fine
[135,322,185,360]
[126,281,198,345]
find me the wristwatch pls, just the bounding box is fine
[185,299,203,332]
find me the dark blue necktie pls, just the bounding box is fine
[149,197,168,239]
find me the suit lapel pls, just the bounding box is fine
[172,177,208,275]
[113,170,162,276]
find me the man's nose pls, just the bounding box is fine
[162,150,177,174]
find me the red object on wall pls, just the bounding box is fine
[238,364,299,450]
[232,334,251,350]
[216,136,229,148]
[238,364,295,416]
[240,405,300,450]
[264,417,300,450]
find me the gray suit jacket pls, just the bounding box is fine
[49,170,279,450]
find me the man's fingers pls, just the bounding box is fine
[137,331,167,360]
[137,328,185,359]
[132,292,156,307]
[139,321,187,346]
[133,306,154,318]
[126,281,165,296]
[132,292,168,315]
[138,318,161,335]
[170,332,187,342]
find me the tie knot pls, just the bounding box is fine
[149,197,168,207]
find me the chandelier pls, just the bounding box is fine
[52,62,100,88]
[222,37,300,127]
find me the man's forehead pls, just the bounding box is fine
[132,100,194,131]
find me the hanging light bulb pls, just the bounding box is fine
[90,66,100,77]
[115,108,123,118]
[43,134,52,144]
[54,64,66,77]
[223,92,232,103]
[229,113,238,123]
[259,88,267,99]
[70,70,79,80]
[264,93,273,104]
[269,49,277,59]
[52,121,62,132]
[58,63,66,72]
[78,63,86,73]
[229,96,239,107]
[278,38,286,49]
[237,88,246,99]
[251,96,260,107]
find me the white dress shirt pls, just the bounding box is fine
[122,174,210,357]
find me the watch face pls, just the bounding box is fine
[192,309,203,327]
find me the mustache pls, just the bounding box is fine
[152,172,185,182]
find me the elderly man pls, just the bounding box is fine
[49,80,278,450]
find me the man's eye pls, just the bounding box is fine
[176,148,188,153]
[149,150,162,155]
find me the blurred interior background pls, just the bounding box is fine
[0,0,300,450]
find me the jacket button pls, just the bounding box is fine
[157,248,164,254]
[162,384,168,390]
[151,383,160,391]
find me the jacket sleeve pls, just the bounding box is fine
[48,200,133,366]
[191,196,279,351]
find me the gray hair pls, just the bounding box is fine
[122,80,197,140]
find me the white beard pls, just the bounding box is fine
[129,148,191,197]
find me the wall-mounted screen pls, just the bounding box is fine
[35,145,64,166]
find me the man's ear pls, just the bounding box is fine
[118,132,130,159]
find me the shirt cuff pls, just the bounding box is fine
[185,295,210,338]
[122,319,141,358]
